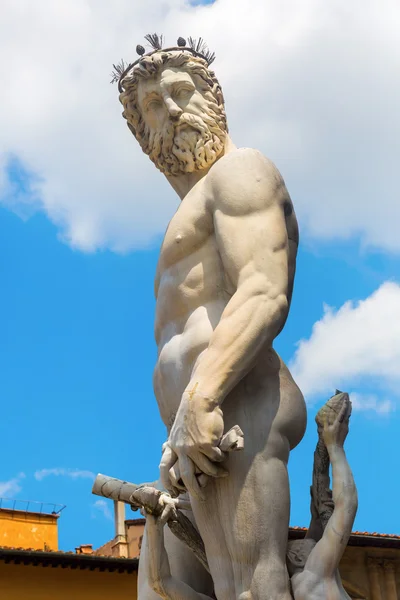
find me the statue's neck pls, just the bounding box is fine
[165,135,237,200]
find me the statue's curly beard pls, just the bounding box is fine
[141,110,226,176]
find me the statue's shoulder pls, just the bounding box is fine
[211,147,281,178]
[205,148,287,214]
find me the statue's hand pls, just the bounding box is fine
[322,395,352,449]
[160,392,228,499]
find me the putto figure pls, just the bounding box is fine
[116,34,307,600]
[287,391,357,600]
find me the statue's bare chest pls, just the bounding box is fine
[155,186,214,291]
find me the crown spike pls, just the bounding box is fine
[187,36,215,65]
[110,60,129,84]
[144,33,163,50]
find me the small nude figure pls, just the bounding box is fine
[142,494,215,600]
[287,392,358,600]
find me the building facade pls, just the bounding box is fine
[0,504,138,600]
[95,508,400,599]
[0,500,399,599]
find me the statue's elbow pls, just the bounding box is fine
[264,291,289,325]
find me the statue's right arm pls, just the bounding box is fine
[146,514,214,600]
[160,148,295,498]
[187,148,293,404]
[160,148,296,498]
[302,443,357,579]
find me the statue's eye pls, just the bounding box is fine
[146,99,161,111]
[175,85,194,98]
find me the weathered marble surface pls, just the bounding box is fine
[113,392,356,600]
[93,386,358,599]
[112,36,309,599]
[287,391,357,600]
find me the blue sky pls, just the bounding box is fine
[1,196,399,550]
[1,0,400,552]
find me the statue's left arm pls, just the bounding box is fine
[161,149,294,498]
[303,397,357,580]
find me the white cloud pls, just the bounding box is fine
[92,499,113,521]
[0,473,25,497]
[0,0,399,251]
[350,393,395,416]
[34,468,95,481]
[290,282,400,411]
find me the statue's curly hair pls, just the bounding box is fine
[119,51,227,154]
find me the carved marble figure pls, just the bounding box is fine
[143,496,213,600]
[112,391,356,600]
[114,34,307,599]
[287,391,358,600]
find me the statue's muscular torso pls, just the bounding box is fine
[154,173,228,431]
[145,148,307,600]
[153,148,301,441]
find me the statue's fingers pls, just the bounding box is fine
[200,445,225,463]
[169,464,186,492]
[175,497,192,511]
[195,452,228,478]
[160,504,173,525]
[323,411,332,429]
[159,445,178,494]
[179,455,204,500]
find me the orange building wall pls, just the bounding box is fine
[0,562,138,600]
[0,509,58,551]
[126,521,145,559]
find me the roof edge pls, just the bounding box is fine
[289,527,400,549]
[0,548,138,572]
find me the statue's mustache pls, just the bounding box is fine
[172,113,210,136]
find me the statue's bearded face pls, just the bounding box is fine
[124,65,227,176]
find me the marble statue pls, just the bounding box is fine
[93,393,357,600]
[287,391,357,600]
[111,34,308,599]
[100,391,355,600]
[143,498,211,600]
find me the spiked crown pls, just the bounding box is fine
[111,33,216,92]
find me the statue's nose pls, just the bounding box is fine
[164,97,182,119]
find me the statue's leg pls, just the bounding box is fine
[190,360,306,600]
[138,510,214,600]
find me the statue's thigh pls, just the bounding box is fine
[138,522,214,600]
[191,426,291,599]
[192,456,289,600]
